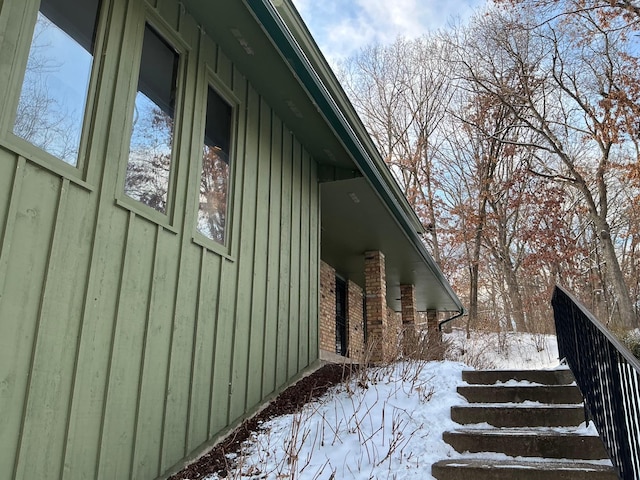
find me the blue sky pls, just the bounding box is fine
[290,0,488,63]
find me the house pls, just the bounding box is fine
[0,0,463,478]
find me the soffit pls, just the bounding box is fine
[322,177,462,312]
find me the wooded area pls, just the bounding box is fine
[337,0,640,332]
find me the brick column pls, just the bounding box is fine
[319,261,336,353]
[427,309,442,359]
[364,251,388,362]
[401,284,418,357]
[347,280,365,362]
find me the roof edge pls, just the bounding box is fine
[243,0,463,312]
[253,0,424,234]
[274,4,412,202]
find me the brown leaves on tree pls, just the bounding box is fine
[339,0,640,329]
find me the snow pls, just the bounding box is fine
[444,328,560,370]
[203,332,572,479]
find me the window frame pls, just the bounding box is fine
[0,0,108,189]
[115,16,189,230]
[191,72,239,258]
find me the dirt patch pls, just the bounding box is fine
[169,363,357,479]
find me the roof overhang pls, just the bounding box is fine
[180,0,464,313]
[322,177,461,312]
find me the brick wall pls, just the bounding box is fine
[319,261,336,353]
[321,255,410,363]
[427,309,441,344]
[405,311,445,361]
[347,280,365,361]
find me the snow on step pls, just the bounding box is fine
[432,458,617,480]
[433,368,616,480]
[462,369,575,385]
[451,403,586,427]
[444,427,609,459]
[458,384,583,404]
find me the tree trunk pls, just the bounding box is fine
[598,222,637,328]
[502,261,527,332]
[468,204,486,338]
[467,262,479,339]
[425,182,442,266]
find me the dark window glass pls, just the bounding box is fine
[336,277,347,356]
[125,25,180,214]
[197,85,232,244]
[13,0,101,165]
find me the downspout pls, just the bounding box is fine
[438,308,466,332]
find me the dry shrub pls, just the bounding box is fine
[401,324,450,362]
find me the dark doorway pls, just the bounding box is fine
[335,277,347,356]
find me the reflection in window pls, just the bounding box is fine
[197,86,232,244]
[13,0,101,165]
[125,25,179,214]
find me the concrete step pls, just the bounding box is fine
[435,369,616,479]
[458,384,583,404]
[444,427,609,459]
[432,458,617,480]
[451,404,585,427]
[462,369,574,385]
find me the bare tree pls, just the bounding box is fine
[336,2,640,332]
[455,5,639,327]
[125,101,174,213]
[497,0,640,26]
[14,15,84,163]
[338,35,457,267]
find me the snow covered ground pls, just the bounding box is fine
[206,332,564,479]
[444,328,560,370]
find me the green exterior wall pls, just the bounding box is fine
[0,0,320,478]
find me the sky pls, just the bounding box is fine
[290,0,488,64]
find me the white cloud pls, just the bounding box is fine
[290,0,486,63]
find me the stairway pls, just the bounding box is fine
[432,369,617,480]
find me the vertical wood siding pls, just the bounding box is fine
[0,0,320,478]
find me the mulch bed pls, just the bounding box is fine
[169,363,357,479]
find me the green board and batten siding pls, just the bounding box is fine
[0,0,320,478]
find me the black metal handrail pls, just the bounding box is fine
[552,285,640,480]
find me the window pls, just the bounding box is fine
[124,24,180,214]
[335,276,347,356]
[196,85,233,244]
[13,0,102,165]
